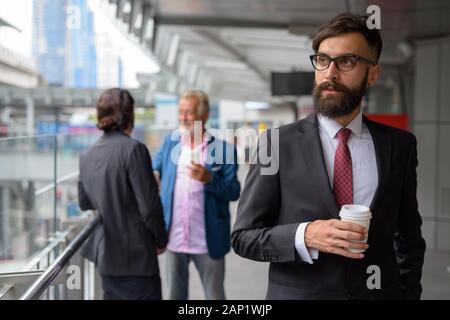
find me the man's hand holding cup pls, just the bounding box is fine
[305,205,372,259]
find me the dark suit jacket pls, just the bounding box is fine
[78,131,168,276]
[231,114,426,300]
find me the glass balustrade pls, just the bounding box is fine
[0,127,168,275]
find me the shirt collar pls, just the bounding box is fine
[181,130,211,148]
[318,111,363,140]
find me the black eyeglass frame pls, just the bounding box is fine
[309,53,377,72]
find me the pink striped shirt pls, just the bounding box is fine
[167,136,209,254]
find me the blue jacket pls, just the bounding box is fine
[152,132,240,259]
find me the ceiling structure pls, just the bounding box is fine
[0,17,21,32]
[104,0,450,102]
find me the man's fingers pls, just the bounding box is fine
[189,164,205,175]
[188,165,198,172]
[335,229,367,241]
[334,239,369,251]
[189,163,202,170]
[308,220,368,259]
[334,220,368,234]
[328,246,365,259]
[189,165,201,173]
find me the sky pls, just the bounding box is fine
[0,0,160,87]
[0,0,32,58]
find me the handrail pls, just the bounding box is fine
[19,214,101,300]
[22,230,70,271]
[0,133,58,141]
[34,170,80,196]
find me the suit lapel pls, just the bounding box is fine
[167,137,181,183]
[295,114,391,218]
[204,134,216,170]
[297,114,339,218]
[363,115,391,211]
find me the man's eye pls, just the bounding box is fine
[339,57,354,66]
[317,56,329,65]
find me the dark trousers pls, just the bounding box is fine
[101,275,162,300]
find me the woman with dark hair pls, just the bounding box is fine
[78,88,168,300]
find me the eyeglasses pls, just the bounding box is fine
[310,54,377,72]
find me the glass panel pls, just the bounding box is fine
[363,66,404,114]
[0,123,170,274]
[0,135,56,273]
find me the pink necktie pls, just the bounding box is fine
[333,128,353,208]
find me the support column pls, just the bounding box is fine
[1,186,11,259]
[413,36,450,251]
[26,96,34,136]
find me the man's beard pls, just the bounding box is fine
[313,71,368,119]
[179,122,194,134]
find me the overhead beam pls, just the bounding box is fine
[0,87,150,108]
[140,5,155,44]
[0,17,22,32]
[115,0,127,20]
[195,30,269,83]
[129,0,143,35]
[155,15,288,29]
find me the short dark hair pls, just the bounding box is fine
[312,13,382,63]
[96,88,135,132]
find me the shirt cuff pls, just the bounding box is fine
[295,222,319,264]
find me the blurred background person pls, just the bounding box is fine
[153,90,240,300]
[78,88,168,300]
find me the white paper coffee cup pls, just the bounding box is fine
[191,149,201,164]
[339,204,372,253]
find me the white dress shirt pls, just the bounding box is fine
[295,112,378,263]
[168,136,209,254]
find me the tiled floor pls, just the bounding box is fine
[421,250,450,299]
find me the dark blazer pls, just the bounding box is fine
[231,114,426,300]
[78,131,168,276]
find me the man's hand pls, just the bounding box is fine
[305,219,369,259]
[156,246,166,256]
[188,163,212,184]
[153,171,161,191]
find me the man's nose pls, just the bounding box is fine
[324,61,340,81]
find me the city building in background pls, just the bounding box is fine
[65,0,97,88]
[32,0,67,86]
[96,34,123,88]
[32,0,97,88]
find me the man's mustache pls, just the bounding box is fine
[316,81,348,93]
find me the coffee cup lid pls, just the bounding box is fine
[339,204,372,219]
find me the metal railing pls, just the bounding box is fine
[22,230,70,272]
[0,131,167,299]
[19,214,101,300]
[0,213,102,300]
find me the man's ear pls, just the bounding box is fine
[367,64,381,87]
